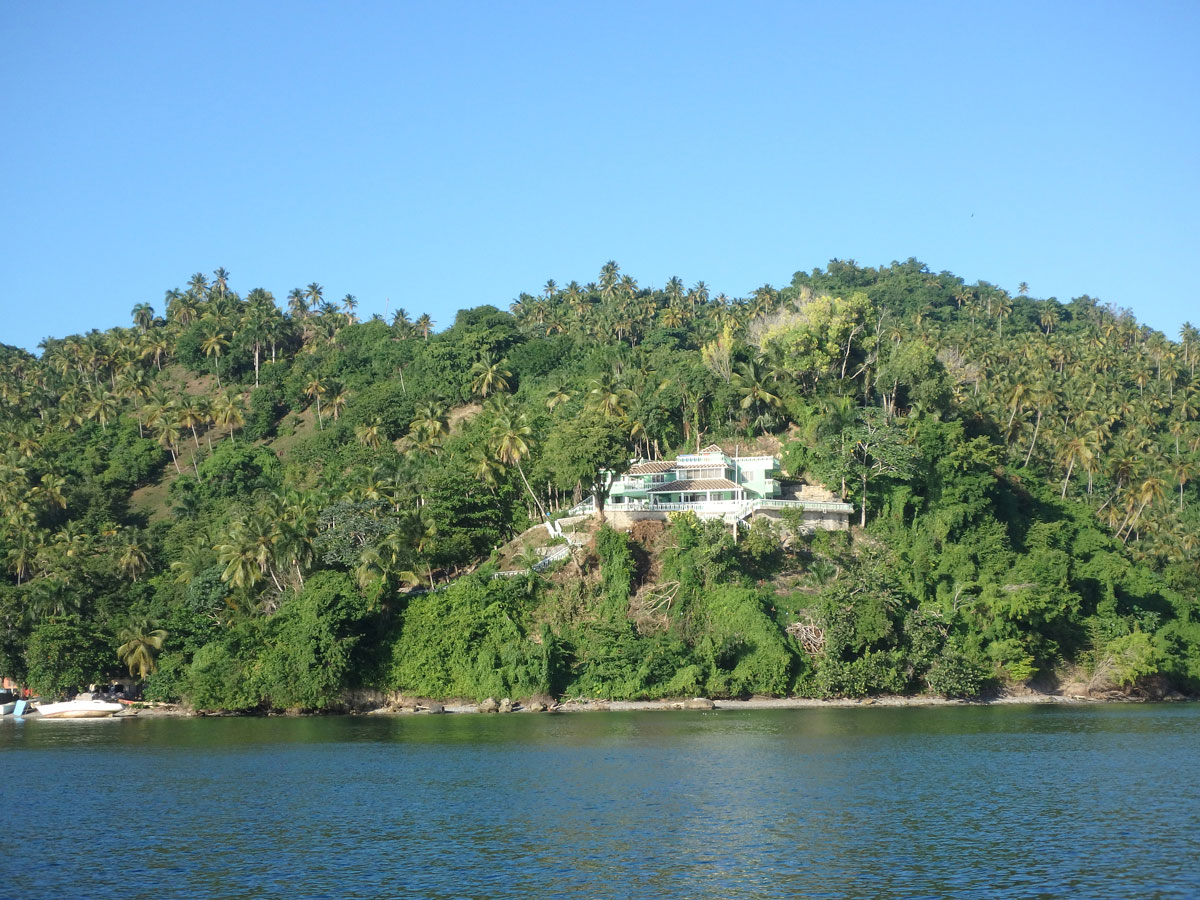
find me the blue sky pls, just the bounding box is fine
[2,2,1197,353]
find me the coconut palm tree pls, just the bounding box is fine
[355,419,384,450]
[470,354,512,399]
[391,307,412,336]
[1175,457,1196,510]
[326,383,351,421]
[305,377,326,428]
[732,360,781,431]
[117,620,168,679]
[305,282,324,311]
[131,303,155,332]
[212,389,245,441]
[200,325,229,387]
[489,411,547,520]
[83,389,120,432]
[116,527,150,581]
[586,372,633,418]
[544,381,574,412]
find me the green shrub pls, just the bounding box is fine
[25,619,112,697]
[388,577,549,700]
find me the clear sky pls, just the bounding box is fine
[2,2,1197,353]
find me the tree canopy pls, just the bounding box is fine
[1,259,1197,707]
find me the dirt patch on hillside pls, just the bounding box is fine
[447,402,482,432]
[271,405,319,459]
[130,476,175,523]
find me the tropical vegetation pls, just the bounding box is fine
[1,259,1197,706]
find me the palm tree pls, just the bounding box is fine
[178,397,206,449]
[409,402,448,442]
[200,325,229,387]
[1039,306,1060,335]
[1120,473,1166,542]
[470,354,512,399]
[83,389,120,432]
[212,389,245,441]
[215,519,267,592]
[342,294,358,323]
[1059,436,1091,498]
[188,271,210,300]
[305,282,324,311]
[305,377,326,428]
[131,303,155,332]
[116,527,150,581]
[414,314,433,341]
[391,307,412,336]
[33,473,67,512]
[144,332,170,371]
[586,372,633,418]
[241,296,272,387]
[287,287,309,321]
[995,293,1014,338]
[732,360,781,430]
[212,267,231,299]
[117,620,168,679]
[165,288,194,326]
[355,420,384,450]
[545,381,574,412]
[490,411,547,520]
[468,445,504,488]
[327,383,350,421]
[1175,457,1196,510]
[599,260,620,302]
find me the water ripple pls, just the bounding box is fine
[1,706,1197,899]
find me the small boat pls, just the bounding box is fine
[0,700,16,716]
[34,699,124,719]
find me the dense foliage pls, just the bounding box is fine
[1,260,1197,706]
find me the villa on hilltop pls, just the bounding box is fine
[567,445,853,532]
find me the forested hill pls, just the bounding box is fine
[1,259,1197,708]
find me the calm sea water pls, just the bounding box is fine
[1,705,1197,899]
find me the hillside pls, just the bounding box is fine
[1,260,1197,707]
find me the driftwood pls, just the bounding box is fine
[786,618,826,656]
[631,580,679,620]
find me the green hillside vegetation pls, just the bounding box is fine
[1,260,1197,707]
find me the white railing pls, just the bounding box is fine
[753,498,855,513]
[562,497,855,516]
[675,453,729,465]
[611,479,648,492]
[494,543,572,579]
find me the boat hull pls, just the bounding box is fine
[36,700,123,718]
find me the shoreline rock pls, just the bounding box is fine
[128,689,1196,718]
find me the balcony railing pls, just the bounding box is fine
[564,497,854,517]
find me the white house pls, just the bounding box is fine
[569,444,853,532]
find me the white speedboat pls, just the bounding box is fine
[35,699,124,718]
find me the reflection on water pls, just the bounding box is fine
[3,706,1198,899]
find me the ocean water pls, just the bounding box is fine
[2,705,1197,899]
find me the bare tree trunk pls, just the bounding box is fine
[1061,458,1075,499]
[1023,408,1042,466]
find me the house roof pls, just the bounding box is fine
[698,444,726,454]
[627,460,676,475]
[647,478,742,493]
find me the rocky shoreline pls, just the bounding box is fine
[116,686,1194,718]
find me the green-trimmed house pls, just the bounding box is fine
[572,445,853,531]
